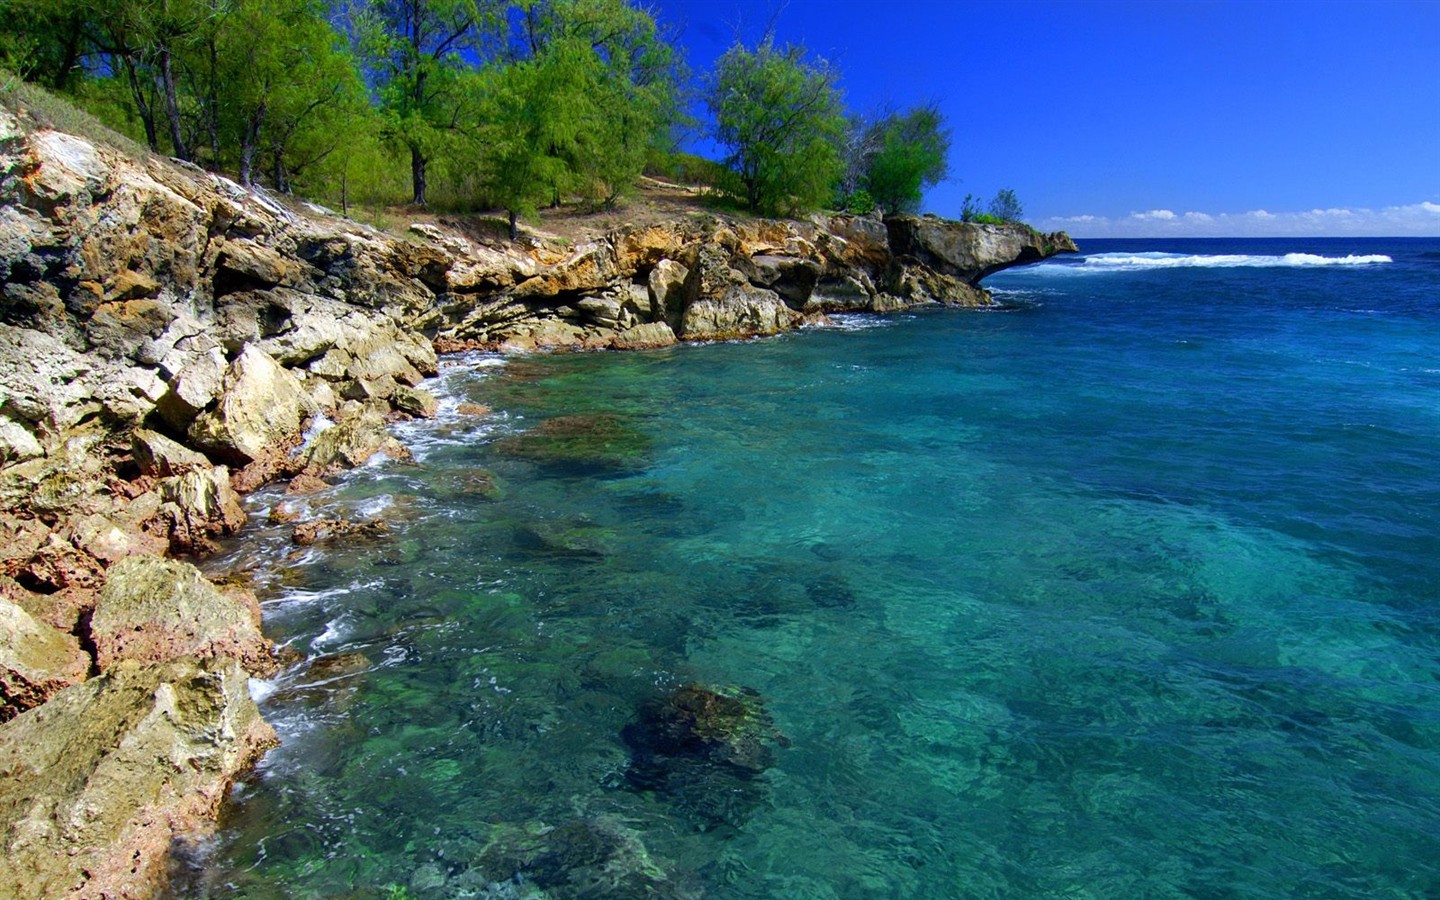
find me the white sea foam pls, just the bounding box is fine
[1071,251,1393,271]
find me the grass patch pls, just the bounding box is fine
[0,72,152,161]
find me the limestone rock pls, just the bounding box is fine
[680,284,801,340]
[0,416,43,466]
[0,657,276,900]
[156,464,247,552]
[885,216,1078,285]
[613,322,677,350]
[744,254,822,306]
[392,385,438,418]
[156,346,228,429]
[215,239,299,292]
[300,405,407,475]
[647,258,689,327]
[188,346,315,465]
[131,428,210,477]
[0,596,90,722]
[91,555,273,675]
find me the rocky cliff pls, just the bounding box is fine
[0,98,1073,897]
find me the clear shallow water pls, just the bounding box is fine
[189,238,1440,898]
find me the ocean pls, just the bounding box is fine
[187,237,1440,898]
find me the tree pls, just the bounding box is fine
[502,0,682,208]
[988,188,1023,223]
[352,0,495,205]
[860,104,950,214]
[469,55,567,238]
[213,0,369,188]
[706,38,845,216]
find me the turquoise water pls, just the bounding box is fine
[188,238,1440,898]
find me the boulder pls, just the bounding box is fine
[300,405,408,475]
[0,657,277,900]
[131,428,210,477]
[392,385,438,418]
[156,346,228,430]
[90,555,273,675]
[0,596,90,722]
[613,322,677,350]
[744,254,822,306]
[187,346,315,465]
[646,259,689,327]
[0,416,43,466]
[680,284,801,340]
[156,464,247,552]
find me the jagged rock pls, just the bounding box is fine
[512,240,616,298]
[392,385,438,418]
[886,215,1078,285]
[456,402,491,416]
[291,516,389,546]
[0,416,43,465]
[647,258,689,326]
[215,239,299,291]
[0,657,276,900]
[680,283,801,340]
[744,254,822,306]
[576,295,626,327]
[300,405,408,475]
[84,298,173,361]
[156,464,247,553]
[107,269,161,302]
[188,346,315,465]
[808,273,877,311]
[90,555,273,675]
[67,512,154,565]
[0,596,90,722]
[155,346,228,429]
[131,428,210,477]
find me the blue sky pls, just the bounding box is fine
[649,0,1440,237]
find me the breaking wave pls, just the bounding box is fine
[1073,251,1393,271]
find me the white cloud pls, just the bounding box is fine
[1036,201,1440,237]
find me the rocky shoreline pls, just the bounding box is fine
[0,101,1074,898]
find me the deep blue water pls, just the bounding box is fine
[191,237,1440,898]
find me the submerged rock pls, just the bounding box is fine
[291,516,390,547]
[496,413,652,472]
[477,816,695,899]
[621,684,788,831]
[0,656,276,900]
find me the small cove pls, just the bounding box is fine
[189,238,1440,898]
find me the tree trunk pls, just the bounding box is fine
[272,147,289,193]
[239,102,266,187]
[120,53,160,151]
[411,145,428,206]
[159,45,189,160]
[206,39,220,164]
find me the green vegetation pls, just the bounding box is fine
[705,38,844,216]
[841,104,951,215]
[962,188,1026,224]
[2,2,1032,229]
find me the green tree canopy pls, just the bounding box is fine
[352,0,498,205]
[706,38,845,216]
[859,104,950,215]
